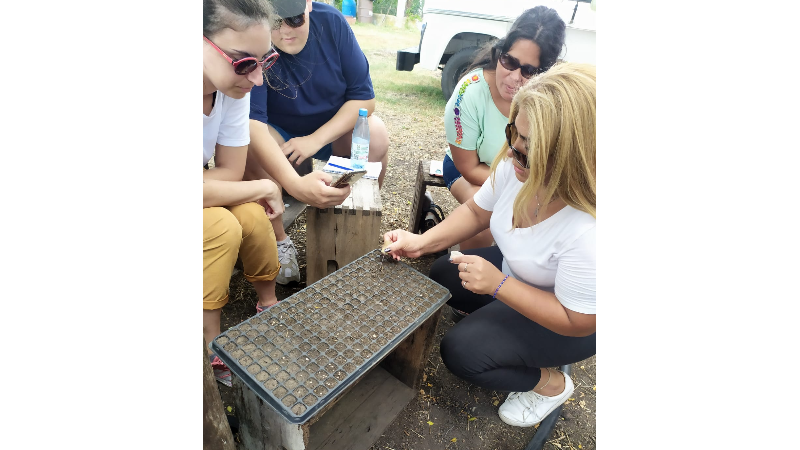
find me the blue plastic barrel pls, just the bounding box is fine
[342,0,356,17]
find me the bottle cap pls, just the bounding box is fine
[358,108,368,117]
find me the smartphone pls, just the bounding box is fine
[331,169,367,188]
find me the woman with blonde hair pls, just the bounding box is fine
[383,62,596,427]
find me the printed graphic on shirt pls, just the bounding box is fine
[453,74,481,145]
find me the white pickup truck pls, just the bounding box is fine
[396,0,596,100]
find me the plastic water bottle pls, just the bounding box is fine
[351,108,370,170]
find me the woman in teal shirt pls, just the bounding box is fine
[442,6,566,250]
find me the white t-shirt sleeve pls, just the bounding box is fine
[473,159,511,212]
[217,93,251,147]
[554,227,596,314]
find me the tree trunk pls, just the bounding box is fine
[396,0,407,19]
[204,338,236,450]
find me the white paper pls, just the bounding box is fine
[430,160,443,177]
[322,156,382,180]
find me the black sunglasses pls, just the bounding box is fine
[498,52,543,79]
[505,122,529,169]
[274,12,306,29]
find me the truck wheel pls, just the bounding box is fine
[441,47,479,101]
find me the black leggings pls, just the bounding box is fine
[430,246,596,392]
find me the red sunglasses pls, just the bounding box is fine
[203,36,279,75]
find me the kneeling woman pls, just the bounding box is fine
[383,62,596,427]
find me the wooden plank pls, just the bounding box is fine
[203,338,236,450]
[302,365,380,428]
[381,307,444,390]
[282,195,307,232]
[307,367,416,450]
[408,161,428,234]
[233,376,309,450]
[373,182,382,216]
[306,207,338,284]
[423,168,447,188]
[367,184,383,250]
[306,366,392,442]
[349,178,370,210]
[341,207,374,267]
[408,160,447,234]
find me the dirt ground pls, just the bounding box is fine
[214,24,596,450]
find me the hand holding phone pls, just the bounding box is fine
[330,169,367,188]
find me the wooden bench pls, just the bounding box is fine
[232,311,441,450]
[408,160,446,234]
[228,253,447,450]
[304,161,382,284]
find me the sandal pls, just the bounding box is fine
[209,353,232,387]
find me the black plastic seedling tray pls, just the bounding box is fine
[211,249,451,424]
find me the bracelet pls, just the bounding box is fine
[493,275,510,299]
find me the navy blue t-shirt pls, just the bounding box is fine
[250,2,375,136]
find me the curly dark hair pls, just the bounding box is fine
[462,5,566,78]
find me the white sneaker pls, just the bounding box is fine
[498,370,574,427]
[276,238,301,285]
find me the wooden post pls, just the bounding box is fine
[395,0,407,27]
[380,307,444,390]
[232,376,309,450]
[203,338,236,450]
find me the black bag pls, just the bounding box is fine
[420,191,446,233]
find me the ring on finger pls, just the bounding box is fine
[462,280,467,288]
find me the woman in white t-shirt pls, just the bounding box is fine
[203,0,284,386]
[383,63,596,428]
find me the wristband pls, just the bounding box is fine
[493,275,510,299]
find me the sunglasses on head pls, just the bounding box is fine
[204,36,279,75]
[274,12,306,29]
[498,52,543,79]
[505,122,529,169]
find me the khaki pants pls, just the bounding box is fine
[203,202,280,310]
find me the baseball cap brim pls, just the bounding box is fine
[271,0,306,18]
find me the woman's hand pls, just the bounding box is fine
[290,171,351,209]
[282,135,323,166]
[256,179,284,220]
[382,229,426,260]
[450,254,507,296]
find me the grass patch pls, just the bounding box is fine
[352,23,446,119]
